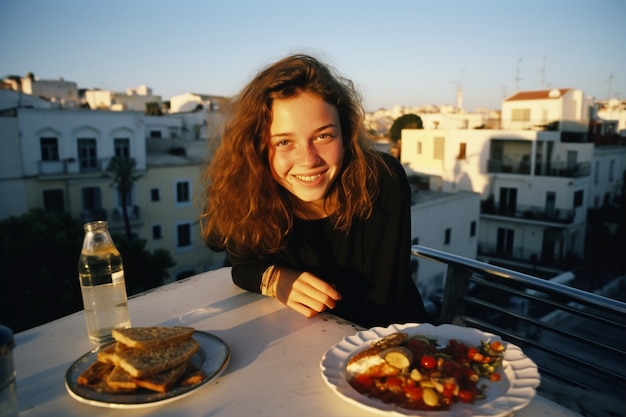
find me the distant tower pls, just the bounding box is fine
[456,85,464,111]
[453,69,465,111]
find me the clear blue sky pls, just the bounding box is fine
[1,0,624,112]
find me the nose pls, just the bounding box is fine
[297,143,320,167]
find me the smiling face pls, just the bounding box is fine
[268,91,344,218]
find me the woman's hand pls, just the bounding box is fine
[273,266,342,318]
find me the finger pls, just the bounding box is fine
[292,279,339,310]
[299,274,342,301]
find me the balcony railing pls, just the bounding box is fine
[481,202,575,225]
[487,159,590,178]
[412,245,626,415]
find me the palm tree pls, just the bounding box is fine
[106,156,141,240]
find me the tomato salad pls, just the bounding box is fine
[347,333,506,411]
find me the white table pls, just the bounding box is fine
[14,267,581,416]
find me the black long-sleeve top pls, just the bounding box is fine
[227,153,430,328]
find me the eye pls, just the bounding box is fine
[274,139,292,148]
[317,132,334,140]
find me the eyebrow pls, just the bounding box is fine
[270,123,339,140]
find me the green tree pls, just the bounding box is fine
[0,209,175,332]
[114,236,175,295]
[106,156,141,240]
[389,114,423,143]
[0,209,84,332]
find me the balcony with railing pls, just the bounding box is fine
[487,159,590,178]
[38,157,113,176]
[481,201,575,225]
[412,245,626,416]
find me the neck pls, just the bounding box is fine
[294,197,336,220]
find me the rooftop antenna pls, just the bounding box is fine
[607,72,614,100]
[515,58,522,91]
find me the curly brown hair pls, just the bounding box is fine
[200,54,386,255]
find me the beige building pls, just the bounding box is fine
[84,85,162,112]
[0,104,226,281]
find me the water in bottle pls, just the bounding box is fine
[78,221,131,345]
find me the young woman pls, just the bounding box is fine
[200,54,429,328]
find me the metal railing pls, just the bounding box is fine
[412,245,626,413]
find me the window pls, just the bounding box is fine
[573,190,583,208]
[176,223,192,248]
[444,228,451,245]
[511,108,530,121]
[152,225,162,239]
[175,181,191,206]
[470,221,476,237]
[497,228,514,256]
[81,187,102,212]
[416,142,422,154]
[433,137,444,160]
[114,138,130,158]
[149,130,162,138]
[458,143,467,160]
[499,187,517,214]
[151,188,160,202]
[43,189,64,212]
[545,191,556,217]
[77,138,97,170]
[40,137,59,161]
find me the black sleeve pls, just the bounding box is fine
[228,252,274,294]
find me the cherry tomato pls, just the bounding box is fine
[458,389,474,403]
[386,376,403,391]
[490,341,504,352]
[420,355,437,370]
[404,386,424,401]
[489,372,502,382]
[467,347,485,363]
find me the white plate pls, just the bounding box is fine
[320,323,540,417]
[65,331,230,409]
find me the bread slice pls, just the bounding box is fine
[112,326,195,349]
[107,365,138,390]
[77,360,115,387]
[180,364,206,386]
[97,343,119,365]
[131,361,189,393]
[115,338,200,377]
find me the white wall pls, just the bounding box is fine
[410,191,480,298]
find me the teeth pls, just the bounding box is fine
[296,174,321,182]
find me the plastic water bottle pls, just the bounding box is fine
[78,221,131,345]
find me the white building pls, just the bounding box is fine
[501,88,591,132]
[169,93,226,113]
[408,190,480,301]
[400,87,625,275]
[0,106,226,280]
[2,73,80,108]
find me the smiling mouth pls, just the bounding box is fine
[295,173,322,182]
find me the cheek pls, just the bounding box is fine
[268,152,288,179]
